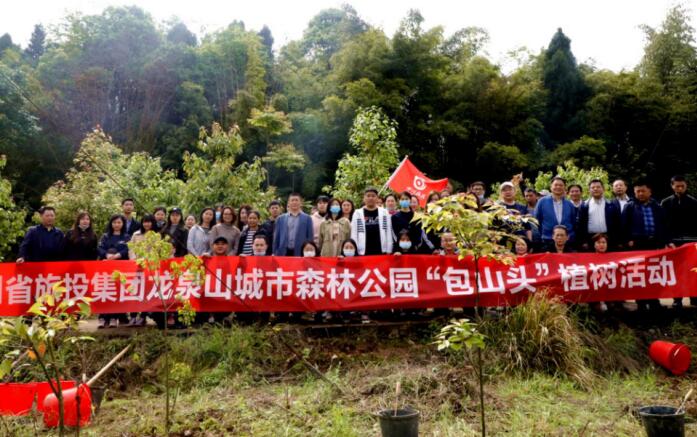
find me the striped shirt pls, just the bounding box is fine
[242,229,256,256]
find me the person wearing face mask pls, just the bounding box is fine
[393,229,417,255]
[391,191,434,254]
[63,211,98,261]
[339,239,358,258]
[301,241,319,258]
[251,234,270,256]
[319,198,351,257]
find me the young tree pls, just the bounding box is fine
[0,283,93,436]
[327,106,400,204]
[181,122,275,214]
[418,194,533,437]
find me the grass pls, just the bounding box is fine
[3,306,697,436]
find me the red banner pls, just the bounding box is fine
[1,245,696,315]
[386,157,449,206]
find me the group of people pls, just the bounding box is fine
[494,175,697,311]
[14,174,697,326]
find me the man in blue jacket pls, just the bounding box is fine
[17,206,64,263]
[534,176,577,251]
[576,179,621,251]
[622,180,673,311]
[272,193,314,256]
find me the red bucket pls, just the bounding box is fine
[649,341,691,375]
[0,383,36,415]
[42,384,92,428]
[35,380,76,412]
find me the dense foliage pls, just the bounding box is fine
[0,3,696,212]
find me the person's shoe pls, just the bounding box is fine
[134,316,146,327]
[207,315,215,324]
[108,319,118,328]
[97,318,106,329]
[361,314,371,324]
[127,317,138,327]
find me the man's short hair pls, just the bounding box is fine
[551,176,566,185]
[633,179,652,190]
[524,188,537,194]
[671,175,687,183]
[567,184,582,192]
[121,198,135,205]
[316,195,330,204]
[364,187,379,195]
[469,181,485,189]
[588,179,604,187]
[552,225,568,235]
[268,200,281,208]
[253,233,269,245]
[38,206,55,215]
[288,192,303,200]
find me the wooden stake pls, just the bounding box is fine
[86,345,130,387]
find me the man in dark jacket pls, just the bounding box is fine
[576,179,621,251]
[17,206,64,263]
[622,180,672,311]
[661,175,697,307]
[121,198,141,236]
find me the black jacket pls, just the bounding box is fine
[63,229,98,261]
[162,225,189,257]
[621,199,669,246]
[576,199,622,246]
[661,193,697,240]
[97,233,130,260]
[18,225,65,262]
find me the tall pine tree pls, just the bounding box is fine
[542,28,589,145]
[24,24,46,64]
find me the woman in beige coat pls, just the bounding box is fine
[319,198,351,257]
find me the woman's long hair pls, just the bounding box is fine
[70,212,96,243]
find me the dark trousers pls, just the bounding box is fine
[631,237,663,310]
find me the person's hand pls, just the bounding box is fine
[114,253,122,260]
[433,250,441,255]
[628,241,634,248]
[16,257,24,264]
[394,252,402,256]
[667,243,676,249]
[337,255,344,260]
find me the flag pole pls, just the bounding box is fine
[382,155,409,192]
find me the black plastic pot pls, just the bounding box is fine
[637,405,684,437]
[90,386,107,416]
[377,408,419,437]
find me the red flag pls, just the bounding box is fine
[385,157,448,206]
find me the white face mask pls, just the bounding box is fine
[399,241,412,250]
[303,250,316,257]
[253,251,266,256]
[343,249,355,257]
